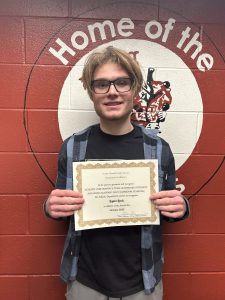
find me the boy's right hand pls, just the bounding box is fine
[45,189,84,219]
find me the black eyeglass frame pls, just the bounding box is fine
[91,77,134,94]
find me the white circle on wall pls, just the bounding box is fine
[58,39,203,170]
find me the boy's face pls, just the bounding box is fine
[91,62,134,123]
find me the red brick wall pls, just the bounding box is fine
[0,1,224,299]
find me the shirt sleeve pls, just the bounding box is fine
[43,139,69,219]
[55,140,68,189]
[162,142,190,222]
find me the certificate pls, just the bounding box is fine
[73,160,159,230]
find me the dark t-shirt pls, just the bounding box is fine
[76,124,145,297]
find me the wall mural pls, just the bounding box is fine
[131,67,172,131]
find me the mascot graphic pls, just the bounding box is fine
[131,68,172,131]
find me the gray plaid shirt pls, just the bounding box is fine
[55,124,189,295]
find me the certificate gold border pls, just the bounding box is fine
[74,161,158,229]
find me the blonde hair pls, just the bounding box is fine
[80,46,143,98]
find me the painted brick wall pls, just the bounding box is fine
[0,1,224,299]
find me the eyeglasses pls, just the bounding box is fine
[91,77,133,94]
